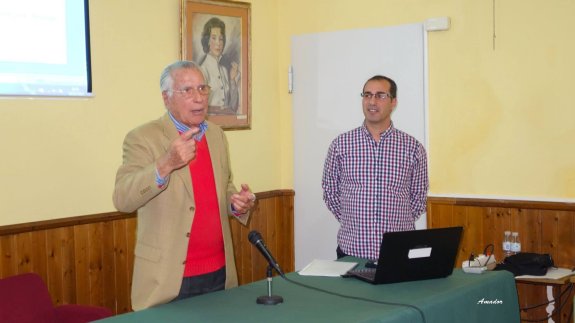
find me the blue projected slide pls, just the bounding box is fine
[0,0,91,97]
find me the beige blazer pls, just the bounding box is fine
[113,114,249,311]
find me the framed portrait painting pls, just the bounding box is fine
[181,0,251,130]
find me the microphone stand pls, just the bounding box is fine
[256,265,283,305]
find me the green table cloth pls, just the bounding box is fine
[97,265,519,323]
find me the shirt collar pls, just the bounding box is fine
[168,112,208,141]
[361,121,395,140]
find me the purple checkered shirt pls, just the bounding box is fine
[322,122,429,260]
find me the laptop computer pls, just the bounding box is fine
[347,226,463,284]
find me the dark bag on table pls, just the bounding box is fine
[494,252,555,276]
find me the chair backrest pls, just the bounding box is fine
[0,273,56,323]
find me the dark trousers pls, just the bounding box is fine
[336,246,349,259]
[171,266,226,302]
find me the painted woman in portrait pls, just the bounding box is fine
[199,17,240,114]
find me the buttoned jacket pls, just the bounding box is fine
[113,114,248,310]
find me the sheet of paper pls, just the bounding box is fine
[298,259,358,277]
[516,267,574,280]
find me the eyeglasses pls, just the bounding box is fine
[172,85,211,97]
[361,92,391,101]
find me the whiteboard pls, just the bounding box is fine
[292,23,428,269]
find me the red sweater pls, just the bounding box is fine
[184,136,225,277]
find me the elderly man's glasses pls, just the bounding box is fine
[361,92,391,101]
[172,85,211,97]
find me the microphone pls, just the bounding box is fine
[248,230,285,277]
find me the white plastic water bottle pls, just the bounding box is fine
[502,231,512,258]
[511,232,521,254]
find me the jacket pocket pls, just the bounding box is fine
[134,242,162,263]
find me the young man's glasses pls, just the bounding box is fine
[361,92,391,101]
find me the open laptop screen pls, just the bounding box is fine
[348,226,463,284]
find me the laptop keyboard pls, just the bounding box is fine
[349,268,376,281]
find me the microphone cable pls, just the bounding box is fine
[281,275,427,323]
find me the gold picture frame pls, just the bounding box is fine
[181,0,251,130]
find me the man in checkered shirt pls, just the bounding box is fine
[322,75,429,260]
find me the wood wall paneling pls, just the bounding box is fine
[8,193,572,320]
[427,197,575,323]
[0,190,294,315]
[229,190,295,284]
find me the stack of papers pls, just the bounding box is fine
[298,259,358,277]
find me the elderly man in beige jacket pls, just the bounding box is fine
[113,60,255,310]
